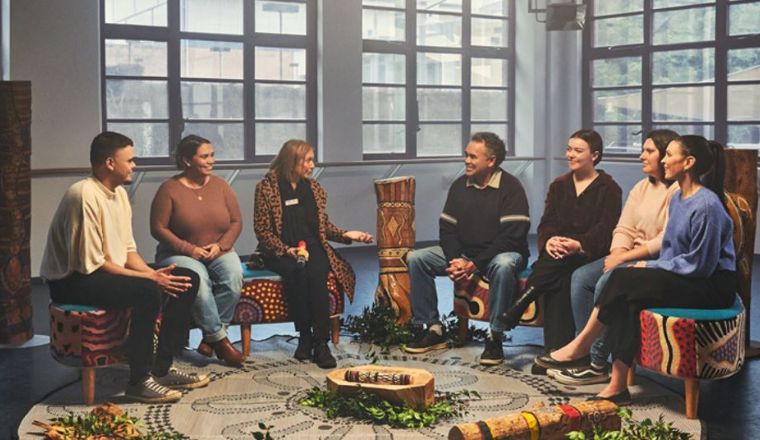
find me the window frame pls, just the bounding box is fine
[100,0,318,164]
[362,0,516,159]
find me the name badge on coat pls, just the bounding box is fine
[285,198,299,206]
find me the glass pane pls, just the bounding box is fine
[363,53,406,84]
[181,40,243,79]
[418,88,461,121]
[183,123,244,160]
[653,0,712,8]
[653,124,714,140]
[255,47,307,81]
[363,86,405,120]
[471,17,508,47]
[363,124,406,154]
[728,125,760,149]
[255,84,307,119]
[363,8,405,41]
[728,48,760,79]
[471,58,506,87]
[472,0,508,17]
[730,3,760,36]
[594,125,643,154]
[417,13,462,47]
[105,0,167,26]
[255,123,307,155]
[255,1,307,35]
[652,49,715,85]
[652,85,714,122]
[594,15,643,47]
[653,7,715,45]
[594,0,642,16]
[417,124,462,156]
[105,40,167,77]
[180,0,243,34]
[181,81,243,119]
[417,0,462,13]
[107,122,169,158]
[592,57,641,87]
[106,79,168,119]
[471,89,507,121]
[593,89,642,122]
[364,0,405,7]
[471,124,508,146]
[417,53,461,85]
[728,85,760,121]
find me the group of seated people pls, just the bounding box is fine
[40,128,736,408]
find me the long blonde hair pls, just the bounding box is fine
[269,139,313,183]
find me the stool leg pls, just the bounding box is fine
[684,378,700,419]
[330,317,340,345]
[627,363,636,386]
[241,324,251,359]
[82,367,95,406]
[457,317,469,345]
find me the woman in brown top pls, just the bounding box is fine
[499,129,622,357]
[151,135,245,366]
[254,139,373,369]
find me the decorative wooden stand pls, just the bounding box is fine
[326,365,434,410]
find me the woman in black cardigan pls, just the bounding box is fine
[500,129,622,355]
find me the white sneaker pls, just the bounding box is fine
[553,364,610,385]
[125,376,182,403]
[154,368,210,390]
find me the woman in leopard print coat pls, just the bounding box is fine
[254,139,373,368]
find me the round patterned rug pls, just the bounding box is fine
[19,336,703,439]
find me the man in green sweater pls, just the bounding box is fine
[403,132,530,365]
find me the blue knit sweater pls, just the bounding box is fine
[646,187,735,277]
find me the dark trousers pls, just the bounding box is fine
[527,252,589,351]
[48,267,199,383]
[263,243,331,341]
[597,268,736,366]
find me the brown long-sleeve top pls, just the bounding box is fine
[537,171,622,261]
[150,175,242,259]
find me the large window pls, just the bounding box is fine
[362,0,515,158]
[101,0,316,162]
[584,0,760,154]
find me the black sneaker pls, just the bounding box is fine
[403,329,448,354]
[479,333,504,366]
[294,334,313,361]
[313,342,337,369]
[553,364,609,385]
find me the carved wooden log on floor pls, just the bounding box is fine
[0,81,33,345]
[723,149,757,347]
[374,176,415,324]
[326,365,434,410]
[449,400,620,440]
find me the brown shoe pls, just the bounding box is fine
[197,341,213,357]
[211,337,245,366]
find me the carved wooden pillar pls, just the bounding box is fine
[0,81,33,345]
[374,176,415,324]
[723,149,758,352]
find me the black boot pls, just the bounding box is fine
[313,341,337,369]
[497,286,539,331]
[294,332,313,361]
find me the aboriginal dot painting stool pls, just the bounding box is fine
[633,296,745,419]
[231,263,344,358]
[49,303,131,405]
[453,268,540,343]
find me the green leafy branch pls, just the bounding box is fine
[566,408,692,440]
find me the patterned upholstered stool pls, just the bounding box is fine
[49,303,131,405]
[631,295,746,419]
[232,264,344,357]
[453,268,539,342]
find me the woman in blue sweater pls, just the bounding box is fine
[534,135,736,405]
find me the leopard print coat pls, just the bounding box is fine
[253,170,357,302]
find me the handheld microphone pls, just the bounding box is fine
[296,240,309,268]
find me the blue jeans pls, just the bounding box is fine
[157,251,243,343]
[408,245,525,333]
[570,257,617,366]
